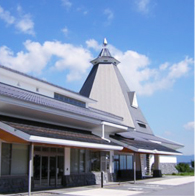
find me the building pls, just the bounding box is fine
[0,39,182,194]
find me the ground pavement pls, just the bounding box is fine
[5,176,195,196]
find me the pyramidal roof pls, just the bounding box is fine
[80,39,153,134]
[90,38,120,66]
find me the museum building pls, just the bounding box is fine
[0,39,182,194]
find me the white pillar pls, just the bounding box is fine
[64,147,70,175]
[28,143,33,196]
[109,150,114,173]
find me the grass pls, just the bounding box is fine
[170,171,194,176]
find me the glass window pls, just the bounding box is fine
[1,143,11,175]
[54,93,86,108]
[90,151,100,172]
[11,144,28,175]
[70,149,86,173]
[127,155,133,169]
[1,143,28,176]
[71,148,79,173]
[119,154,132,170]
[79,150,85,173]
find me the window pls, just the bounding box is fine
[1,143,11,175]
[117,154,133,170]
[138,122,146,128]
[90,151,100,172]
[70,149,86,173]
[1,143,28,176]
[54,93,86,108]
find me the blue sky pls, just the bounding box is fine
[0,0,194,155]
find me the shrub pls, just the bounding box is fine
[175,163,193,173]
[191,160,194,168]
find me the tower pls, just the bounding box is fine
[80,39,153,134]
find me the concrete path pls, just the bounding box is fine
[63,188,142,196]
[146,176,194,185]
[5,176,195,196]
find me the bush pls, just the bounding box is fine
[191,160,194,168]
[175,163,193,173]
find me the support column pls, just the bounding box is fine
[153,154,162,177]
[64,147,70,175]
[109,150,114,174]
[28,143,33,196]
[0,140,2,177]
[133,153,136,184]
[109,150,114,181]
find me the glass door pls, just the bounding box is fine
[49,156,56,186]
[57,156,64,186]
[33,147,64,188]
[41,156,49,186]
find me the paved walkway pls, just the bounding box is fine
[5,176,195,196]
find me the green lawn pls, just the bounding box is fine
[169,171,194,176]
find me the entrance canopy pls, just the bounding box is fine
[110,135,182,155]
[0,116,123,151]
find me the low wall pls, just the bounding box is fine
[0,176,28,194]
[160,163,178,174]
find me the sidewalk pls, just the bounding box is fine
[5,176,195,196]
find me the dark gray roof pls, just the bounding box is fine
[0,82,123,124]
[90,45,120,66]
[110,135,181,154]
[79,65,98,97]
[118,130,183,147]
[0,116,119,146]
[99,48,112,57]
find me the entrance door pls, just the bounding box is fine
[34,155,64,188]
[49,156,56,186]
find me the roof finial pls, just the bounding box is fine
[103,38,107,47]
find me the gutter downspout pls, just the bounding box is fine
[101,123,111,143]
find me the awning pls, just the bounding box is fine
[0,117,123,151]
[110,135,182,155]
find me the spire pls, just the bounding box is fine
[90,38,120,66]
[103,38,107,46]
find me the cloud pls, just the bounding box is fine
[62,0,72,10]
[86,39,193,96]
[0,5,15,24]
[0,5,35,35]
[183,121,194,131]
[103,8,114,25]
[0,40,92,81]
[135,0,152,14]
[62,27,69,37]
[0,39,193,93]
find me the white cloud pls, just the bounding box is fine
[0,5,35,35]
[135,0,152,14]
[62,27,69,37]
[15,14,35,35]
[0,39,193,93]
[0,5,15,24]
[0,40,92,81]
[183,121,194,131]
[86,39,193,96]
[86,39,102,51]
[104,8,114,25]
[62,0,72,10]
